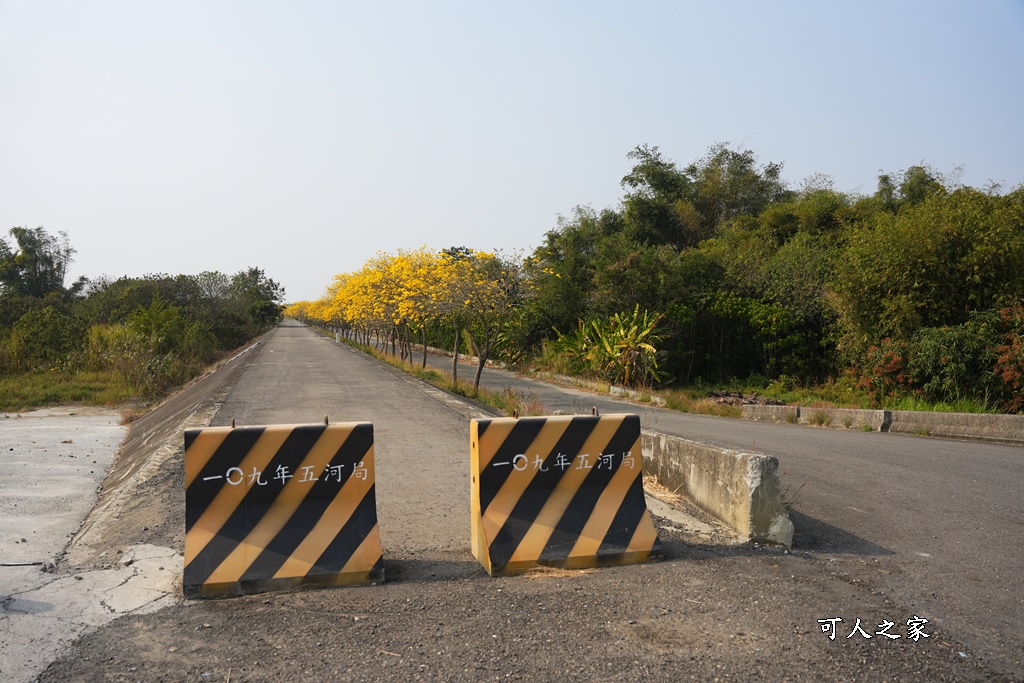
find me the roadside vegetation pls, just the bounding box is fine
[287,143,1024,414]
[335,333,549,417]
[0,227,285,412]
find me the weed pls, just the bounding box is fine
[689,398,742,418]
[842,415,854,429]
[119,407,144,425]
[781,480,807,512]
[860,423,874,432]
[523,564,597,579]
[808,410,832,427]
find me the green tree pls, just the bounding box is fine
[0,227,80,298]
[460,252,525,394]
[228,267,286,338]
[829,187,1024,363]
[127,295,186,354]
[525,207,618,335]
[619,143,792,250]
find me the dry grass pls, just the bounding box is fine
[119,406,144,425]
[522,565,598,579]
[687,398,742,418]
[642,472,684,506]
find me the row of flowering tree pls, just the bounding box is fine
[285,247,524,394]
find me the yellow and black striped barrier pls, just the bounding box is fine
[470,413,661,575]
[183,422,384,598]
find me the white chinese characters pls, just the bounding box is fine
[817,616,931,641]
[491,451,636,473]
[201,461,367,487]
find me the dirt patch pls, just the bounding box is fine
[69,447,185,567]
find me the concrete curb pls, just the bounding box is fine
[640,429,794,547]
[741,404,1024,445]
[887,410,1024,443]
[532,372,668,406]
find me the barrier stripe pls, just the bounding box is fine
[184,428,234,488]
[184,422,383,597]
[504,418,619,565]
[273,478,377,578]
[570,458,641,558]
[185,427,294,565]
[201,427,362,585]
[477,419,546,512]
[540,419,639,561]
[481,419,571,549]
[624,508,660,554]
[471,413,661,575]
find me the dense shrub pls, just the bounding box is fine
[12,306,85,369]
[994,306,1024,412]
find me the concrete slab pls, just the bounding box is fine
[1,544,180,683]
[0,409,181,683]
[0,409,124,565]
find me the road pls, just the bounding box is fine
[388,333,1024,677]
[36,321,1021,680]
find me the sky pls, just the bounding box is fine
[1,1,1022,303]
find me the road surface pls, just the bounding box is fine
[34,322,1022,680]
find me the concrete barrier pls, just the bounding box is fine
[184,422,384,598]
[739,404,798,424]
[640,430,793,547]
[741,404,887,431]
[741,404,1024,445]
[888,411,1024,444]
[798,407,888,431]
[470,414,662,575]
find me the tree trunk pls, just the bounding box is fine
[473,349,488,395]
[421,325,428,369]
[451,327,460,384]
[473,328,499,394]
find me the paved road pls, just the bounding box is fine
[392,336,1024,677]
[38,322,1020,680]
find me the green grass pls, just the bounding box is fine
[0,369,138,412]
[884,394,994,414]
[694,375,1002,414]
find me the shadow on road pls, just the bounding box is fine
[788,510,895,556]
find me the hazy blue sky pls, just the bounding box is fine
[2,1,1022,302]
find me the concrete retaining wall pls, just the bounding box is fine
[640,430,794,547]
[741,404,1024,445]
[739,404,798,424]
[888,410,1024,443]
